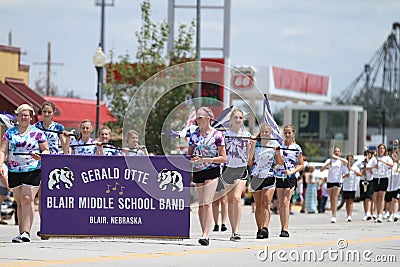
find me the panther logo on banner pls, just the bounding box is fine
[157,169,184,192]
[48,167,75,190]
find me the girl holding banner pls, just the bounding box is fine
[34,101,71,239]
[188,107,226,246]
[70,119,98,155]
[275,125,304,238]
[0,104,50,243]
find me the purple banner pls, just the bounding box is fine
[40,155,191,238]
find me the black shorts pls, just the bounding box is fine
[215,178,225,192]
[8,169,41,189]
[250,176,275,192]
[359,180,374,200]
[372,178,388,192]
[327,182,341,189]
[343,191,355,200]
[275,177,297,189]
[192,167,220,184]
[385,190,400,202]
[220,166,248,185]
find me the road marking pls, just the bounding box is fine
[0,235,399,266]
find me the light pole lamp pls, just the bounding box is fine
[93,45,106,138]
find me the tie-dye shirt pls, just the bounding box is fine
[251,140,279,178]
[275,143,303,179]
[224,129,251,168]
[188,129,225,170]
[94,144,122,156]
[70,139,96,155]
[34,121,65,154]
[3,125,47,172]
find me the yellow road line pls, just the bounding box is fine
[0,235,398,267]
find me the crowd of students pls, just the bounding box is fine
[1,102,398,246]
[188,107,304,246]
[0,102,147,243]
[296,146,400,224]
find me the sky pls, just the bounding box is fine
[1,0,400,111]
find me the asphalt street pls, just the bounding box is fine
[0,201,399,267]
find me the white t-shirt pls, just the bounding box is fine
[341,165,360,191]
[388,162,400,192]
[366,156,393,178]
[324,158,346,183]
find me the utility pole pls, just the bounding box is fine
[95,0,114,100]
[34,42,64,96]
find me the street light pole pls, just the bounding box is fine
[93,46,106,138]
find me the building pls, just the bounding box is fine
[0,44,116,133]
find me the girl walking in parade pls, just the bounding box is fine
[122,130,148,156]
[70,119,98,155]
[320,147,348,223]
[248,124,282,239]
[275,125,304,237]
[366,144,393,223]
[188,107,226,246]
[341,154,362,222]
[0,104,50,242]
[360,150,374,221]
[34,101,71,239]
[220,109,251,241]
[386,150,399,222]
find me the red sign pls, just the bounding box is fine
[231,67,255,89]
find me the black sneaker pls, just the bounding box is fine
[198,238,209,246]
[37,231,49,240]
[221,224,227,232]
[256,229,264,239]
[213,225,219,231]
[279,230,290,238]
[261,227,269,238]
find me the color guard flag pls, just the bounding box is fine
[262,94,283,144]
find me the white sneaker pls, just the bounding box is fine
[346,216,352,222]
[394,214,399,222]
[383,212,389,219]
[330,217,336,223]
[12,234,23,243]
[376,214,383,223]
[20,232,30,242]
[388,215,394,222]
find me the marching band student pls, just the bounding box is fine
[96,126,121,156]
[248,124,282,239]
[359,150,374,221]
[220,109,251,241]
[341,154,362,222]
[366,144,393,223]
[275,125,304,238]
[0,104,50,243]
[34,101,71,239]
[35,101,70,154]
[320,147,348,223]
[122,130,148,156]
[188,107,226,246]
[386,151,400,222]
[70,119,99,155]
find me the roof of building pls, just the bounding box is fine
[42,96,117,128]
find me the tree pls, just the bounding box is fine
[104,0,196,154]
